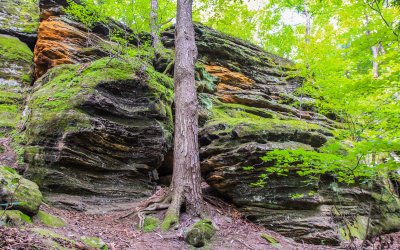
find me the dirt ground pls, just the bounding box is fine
[2,186,400,249]
[1,185,341,250]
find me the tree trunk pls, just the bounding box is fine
[150,0,162,55]
[162,0,204,230]
[304,0,311,44]
[365,13,379,78]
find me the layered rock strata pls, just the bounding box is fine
[24,58,174,200]
[1,0,398,244]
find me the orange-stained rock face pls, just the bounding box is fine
[204,65,255,89]
[34,16,106,78]
[203,64,315,120]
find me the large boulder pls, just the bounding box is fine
[0,165,43,215]
[24,58,174,201]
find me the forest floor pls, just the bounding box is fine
[2,186,400,249]
[0,188,335,250]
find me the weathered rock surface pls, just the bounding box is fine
[0,34,33,134]
[0,165,43,215]
[0,0,39,50]
[34,9,106,78]
[24,58,174,201]
[34,0,142,78]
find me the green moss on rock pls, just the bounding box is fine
[37,211,66,227]
[81,236,108,249]
[138,216,160,232]
[261,233,281,247]
[185,220,216,247]
[0,35,32,133]
[30,228,77,244]
[0,0,39,34]
[2,210,31,227]
[162,213,179,231]
[0,165,42,215]
[0,35,33,64]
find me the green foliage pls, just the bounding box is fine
[255,138,400,187]
[66,0,175,33]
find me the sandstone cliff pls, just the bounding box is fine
[1,0,400,246]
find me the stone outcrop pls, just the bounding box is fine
[34,0,106,78]
[1,0,399,245]
[24,58,174,201]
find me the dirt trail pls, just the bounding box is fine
[1,185,340,249]
[2,187,400,249]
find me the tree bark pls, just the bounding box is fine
[162,0,204,230]
[150,0,162,55]
[365,13,379,78]
[304,0,311,44]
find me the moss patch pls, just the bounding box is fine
[2,210,31,227]
[37,211,66,227]
[0,35,33,64]
[161,213,179,231]
[80,236,108,249]
[0,0,39,34]
[26,57,174,143]
[138,216,160,232]
[185,220,216,247]
[30,228,77,244]
[261,233,281,247]
[208,100,323,134]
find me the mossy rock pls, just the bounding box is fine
[0,166,42,215]
[138,216,160,232]
[30,227,78,249]
[81,236,108,249]
[185,220,216,247]
[37,211,66,227]
[0,35,32,133]
[0,0,39,34]
[1,210,31,227]
[24,57,174,199]
[0,35,34,86]
[261,233,281,247]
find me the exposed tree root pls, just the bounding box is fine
[120,187,208,231]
